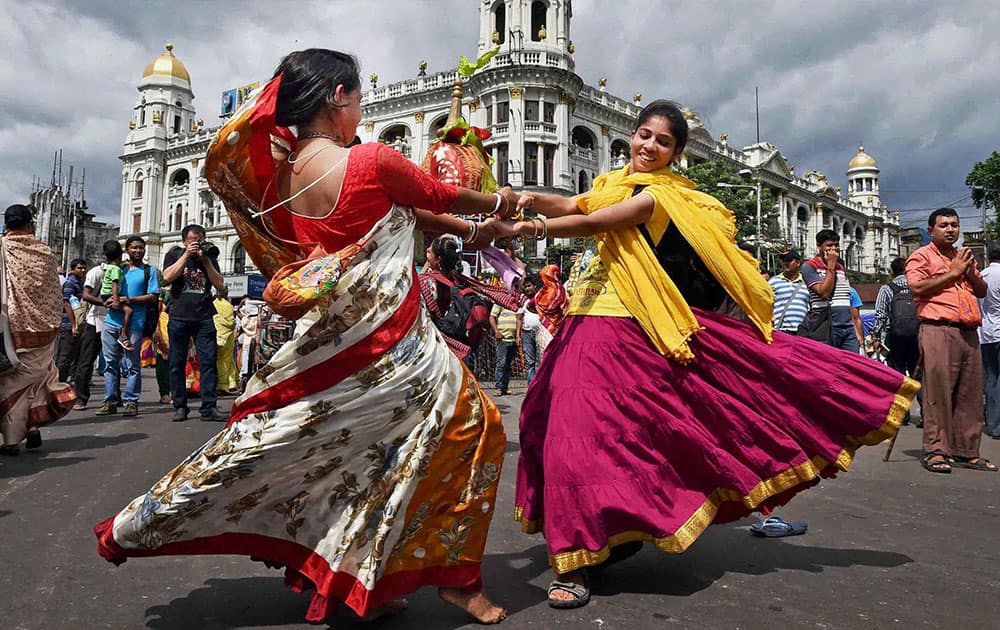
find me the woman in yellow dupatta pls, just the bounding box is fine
[505,101,919,608]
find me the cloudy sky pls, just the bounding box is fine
[2,0,997,229]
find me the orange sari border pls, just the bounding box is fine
[515,375,917,573]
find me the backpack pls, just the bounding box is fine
[888,282,919,337]
[141,264,161,339]
[429,273,492,348]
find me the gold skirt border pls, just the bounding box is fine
[515,376,918,574]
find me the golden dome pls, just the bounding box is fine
[848,145,877,169]
[142,43,190,82]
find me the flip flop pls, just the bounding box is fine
[948,456,998,472]
[548,576,590,609]
[749,516,807,538]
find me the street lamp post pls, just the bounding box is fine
[717,170,763,259]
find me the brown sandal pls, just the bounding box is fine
[948,456,998,472]
[921,452,951,474]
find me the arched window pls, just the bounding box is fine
[232,242,247,275]
[578,170,589,194]
[610,139,630,165]
[531,1,547,41]
[428,114,449,141]
[170,169,190,187]
[493,3,506,44]
[174,204,183,231]
[855,226,864,242]
[379,124,411,157]
[797,206,809,223]
[134,173,143,199]
[571,126,597,149]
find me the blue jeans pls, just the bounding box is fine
[102,324,143,404]
[494,340,517,393]
[521,330,538,383]
[831,325,860,354]
[168,318,218,415]
[982,342,1000,437]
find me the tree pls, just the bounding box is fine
[681,161,778,246]
[966,151,1000,237]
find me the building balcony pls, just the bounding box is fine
[524,121,557,135]
[568,144,598,163]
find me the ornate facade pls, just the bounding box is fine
[120,1,899,275]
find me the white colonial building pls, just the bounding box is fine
[119,0,899,277]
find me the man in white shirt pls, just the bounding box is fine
[71,242,113,409]
[517,277,541,383]
[979,240,1000,439]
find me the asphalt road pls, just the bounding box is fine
[2,374,998,629]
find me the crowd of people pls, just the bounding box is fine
[0,45,989,625]
[0,211,288,455]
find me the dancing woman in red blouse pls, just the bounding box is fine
[96,49,518,625]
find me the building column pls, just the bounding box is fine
[412,111,427,168]
[556,97,571,190]
[599,125,611,174]
[119,168,130,233]
[507,87,525,187]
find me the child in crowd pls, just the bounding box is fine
[99,240,133,351]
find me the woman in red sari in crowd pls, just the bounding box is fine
[96,49,520,624]
[529,264,567,355]
[502,100,919,608]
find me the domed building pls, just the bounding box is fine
[119,3,900,285]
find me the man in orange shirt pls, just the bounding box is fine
[905,208,992,473]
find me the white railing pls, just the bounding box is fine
[568,145,597,162]
[361,70,459,105]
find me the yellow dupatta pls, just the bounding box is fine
[577,165,774,363]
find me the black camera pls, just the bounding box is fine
[197,241,220,258]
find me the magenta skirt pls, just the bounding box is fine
[514,311,918,574]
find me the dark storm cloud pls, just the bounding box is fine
[2,0,997,229]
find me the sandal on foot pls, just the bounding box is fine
[949,456,998,472]
[548,576,590,609]
[749,516,807,538]
[921,452,951,474]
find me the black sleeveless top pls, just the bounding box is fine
[633,185,727,311]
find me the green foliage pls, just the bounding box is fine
[538,242,580,281]
[966,151,1000,237]
[681,161,778,244]
[847,270,882,285]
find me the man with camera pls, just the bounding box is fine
[162,224,227,422]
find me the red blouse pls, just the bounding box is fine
[275,142,459,254]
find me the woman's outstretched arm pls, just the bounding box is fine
[414,210,497,249]
[515,191,584,218]
[513,192,654,238]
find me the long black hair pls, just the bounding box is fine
[273,48,361,128]
[632,99,688,155]
[431,235,461,273]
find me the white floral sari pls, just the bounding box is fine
[96,206,506,621]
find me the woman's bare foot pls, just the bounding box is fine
[438,587,507,624]
[359,598,408,622]
[548,570,587,604]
